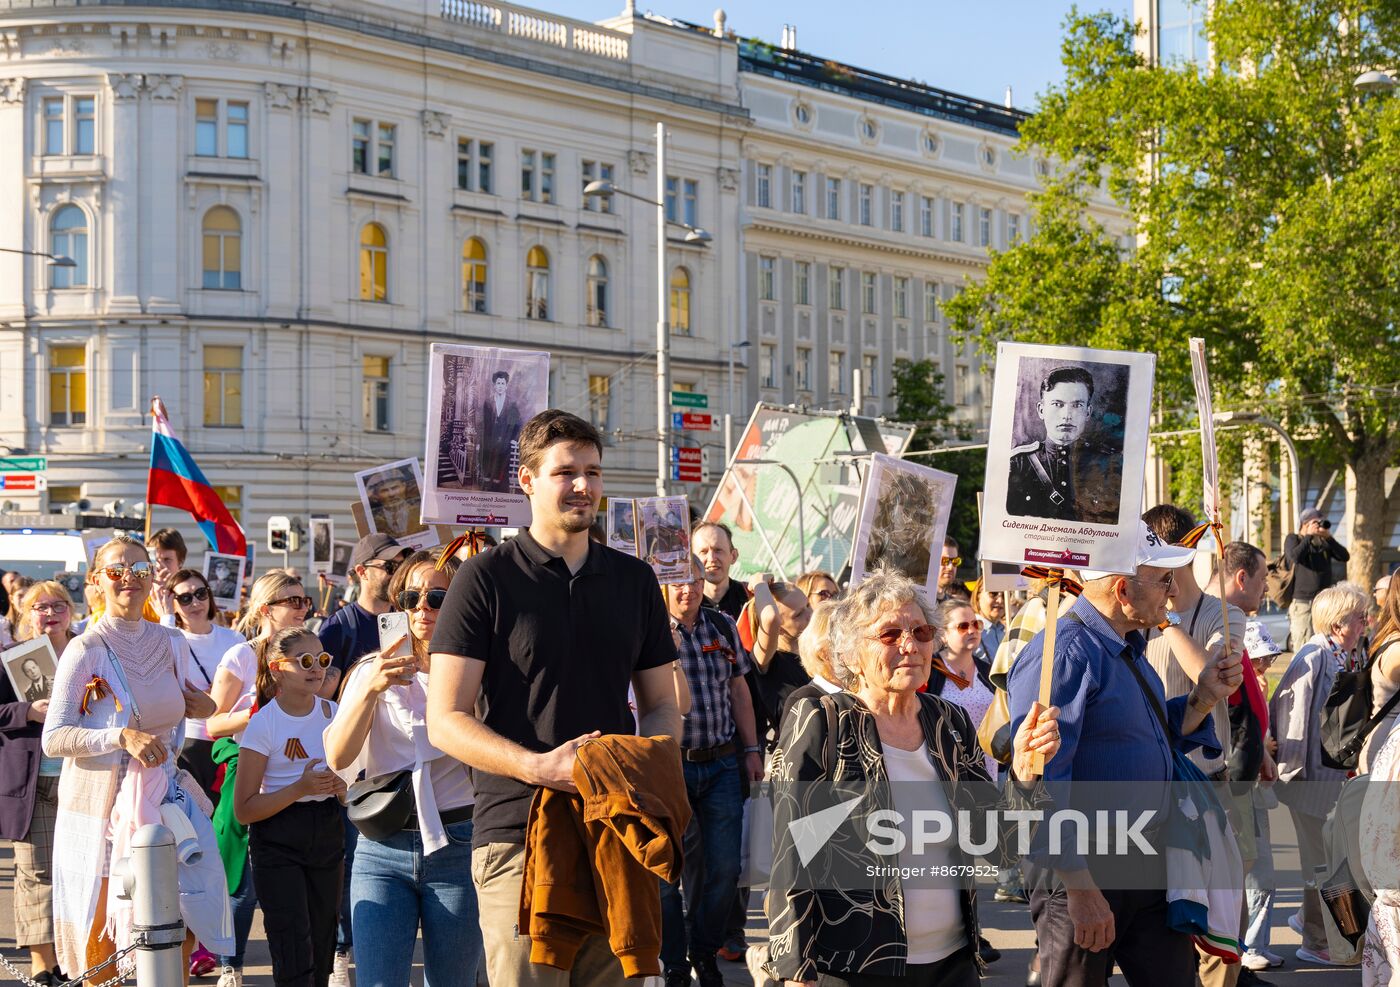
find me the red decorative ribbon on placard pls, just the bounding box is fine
[1019,566,1085,597]
[80,675,122,716]
[436,529,492,570]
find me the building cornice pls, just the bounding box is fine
[744,217,989,269]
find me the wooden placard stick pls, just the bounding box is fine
[1032,573,1063,774]
[1212,521,1231,672]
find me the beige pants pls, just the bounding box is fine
[472,841,629,987]
[1289,809,1329,953]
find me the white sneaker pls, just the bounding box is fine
[1258,948,1285,967]
[745,944,773,987]
[1288,912,1304,935]
[1296,945,1350,967]
[329,951,351,987]
[216,967,241,987]
[1241,951,1278,971]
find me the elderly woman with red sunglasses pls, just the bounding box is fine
[767,568,1060,987]
[323,548,482,987]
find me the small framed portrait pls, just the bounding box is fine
[981,341,1155,575]
[606,498,639,557]
[981,560,1030,593]
[308,516,334,575]
[849,454,958,598]
[354,458,435,552]
[202,551,247,611]
[3,636,58,703]
[327,540,354,586]
[635,495,693,585]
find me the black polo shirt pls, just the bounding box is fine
[430,529,676,847]
[701,578,749,623]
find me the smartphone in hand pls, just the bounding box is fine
[377,611,412,661]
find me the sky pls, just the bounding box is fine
[543,0,1134,110]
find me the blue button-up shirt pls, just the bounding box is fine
[1007,594,1219,871]
[674,607,753,751]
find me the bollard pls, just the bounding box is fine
[115,824,186,987]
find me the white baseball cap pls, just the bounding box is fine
[1243,620,1283,659]
[1078,520,1197,581]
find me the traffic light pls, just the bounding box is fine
[268,515,291,553]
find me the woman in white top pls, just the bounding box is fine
[323,549,482,987]
[930,598,998,779]
[1362,577,1400,773]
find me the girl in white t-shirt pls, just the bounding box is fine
[233,627,346,987]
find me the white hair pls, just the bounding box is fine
[827,568,937,689]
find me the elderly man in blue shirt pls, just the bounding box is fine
[1008,521,1244,987]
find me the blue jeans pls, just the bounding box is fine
[661,753,744,972]
[338,809,358,953]
[220,859,258,969]
[350,818,482,987]
[1244,804,1275,953]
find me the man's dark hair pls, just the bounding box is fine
[1223,541,1266,579]
[1040,366,1096,401]
[1142,504,1197,546]
[943,534,959,552]
[692,520,735,549]
[518,410,604,473]
[492,371,509,384]
[147,527,188,565]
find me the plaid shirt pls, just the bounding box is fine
[674,607,753,750]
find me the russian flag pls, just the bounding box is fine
[147,397,248,557]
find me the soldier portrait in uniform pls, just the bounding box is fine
[309,516,333,574]
[202,551,247,609]
[636,495,693,584]
[1005,362,1127,525]
[354,458,434,551]
[477,371,522,493]
[3,637,57,705]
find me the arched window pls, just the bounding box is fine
[359,223,388,302]
[669,267,691,335]
[50,205,88,289]
[462,237,487,313]
[585,255,608,328]
[201,206,242,290]
[525,245,549,320]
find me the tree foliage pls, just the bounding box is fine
[947,0,1400,580]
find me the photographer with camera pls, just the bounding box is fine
[1285,508,1350,652]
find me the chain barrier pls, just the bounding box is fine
[0,935,144,987]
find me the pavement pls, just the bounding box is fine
[0,813,1364,987]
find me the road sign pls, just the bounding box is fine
[670,391,708,410]
[0,474,47,491]
[671,445,703,483]
[0,457,46,473]
[671,411,713,432]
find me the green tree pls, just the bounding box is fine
[947,1,1400,583]
[888,358,985,566]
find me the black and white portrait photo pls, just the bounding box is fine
[202,551,247,610]
[354,458,434,552]
[421,343,550,528]
[309,516,334,575]
[3,637,57,703]
[328,540,353,585]
[981,341,1155,577]
[850,454,957,597]
[636,495,692,584]
[607,498,638,557]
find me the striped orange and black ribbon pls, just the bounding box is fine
[1180,519,1226,555]
[1019,566,1085,597]
[79,675,122,716]
[284,737,309,761]
[436,529,492,570]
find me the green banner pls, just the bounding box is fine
[670,391,708,409]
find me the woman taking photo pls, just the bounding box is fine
[1,582,78,985]
[745,577,813,747]
[767,569,1059,987]
[43,534,227,982]
[324,549,482,987]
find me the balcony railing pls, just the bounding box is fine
[440,0,629,62]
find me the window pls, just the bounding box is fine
[795,261,810,306]
[862,354,877,396]
[859,183,873,226]
[195,98,247,158]
[47,484,82,508]
[588,374,611,431]
[201,207,241,290]
[828,350,845,393]
[202,346,243,427]
[951,201,965,242]
[362,355,391,432]
[829,266,845,310]
[795,347,812,391]
[920,196,934,237]
[49,205,88,288]
[891,190,905,232]
[457,138,495,193]
[352,119,371,174]
[227,103,248,159]
[759,255,776,301]
[525,245,549,320]
[377,123,395,177]
[955,364,969,404]
[48,346,86,426]
[43,95,94,156]
[669,267,691,335]
[210,485,242,524]
[581,160,614,213]
[1008,212,1022,243]
[861,271,877,314]
[979,207,993,247]
[352,119,395,177]
[756,163,771,208]
[980,146,996,168]
[1158,0,1209,64]
[791,170,806,214]
[924,281,940,322]
[461,237,487,313]
[196,99,218,156]
[760,344,776,388]
[894,277,909,319]
[664,176,698,224]
[683,178,698,226]
[358,223,388,301]
[586,255,609,327]
[825,177,841,220]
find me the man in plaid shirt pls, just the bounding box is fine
[660,556,764,987]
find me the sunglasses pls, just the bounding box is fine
[276,652,332,670]
[31,602,69,615]
[941,556,963,568]
[103,562,153,582]
[174,587,211,606]
[871,624,937,646]
[396,588,448,612]
[268,595,314,610]
[365,560,401,575]
[950,621,980,634]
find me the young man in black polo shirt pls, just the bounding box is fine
[428,410,682,987]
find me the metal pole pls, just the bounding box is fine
[655,121,670,498]
[775,462,806,572]
[119,824,185,987]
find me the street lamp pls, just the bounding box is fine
[1213,410,1302,536]
[1355,70,1396,94]
[583,124,712,497]
[726,340,751,466]
[0,247,76,267]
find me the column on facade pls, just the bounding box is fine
[106,72,144,313]
[144,73,183,312]
[263,82,298,316]
[300,86,335,319]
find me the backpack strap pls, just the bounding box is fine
[818,693,839,775]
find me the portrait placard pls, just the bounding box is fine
[327,540,354,586]
[353,458,436,553]
[308,516,334,575]
[606,498,639,556]
[1189,337,1221,523]
[849,454,957,599]
[982,560,1030,593]
[202,551,247,611]
[422,343,550,528]
[635,495,693,584]
[980,342,1155,576]
[3,636,57,703]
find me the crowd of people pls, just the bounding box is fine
[1,405,1397,987]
